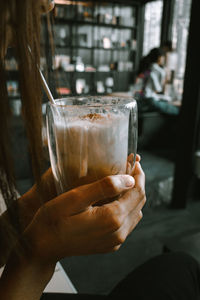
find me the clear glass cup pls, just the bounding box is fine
[46,96,137,194]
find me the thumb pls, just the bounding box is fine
[48,175,135,215]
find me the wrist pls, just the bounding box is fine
[0,237,56,300]
[21,221,57,268]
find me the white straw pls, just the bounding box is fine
[28,45,56,105]
[39,69,56,105]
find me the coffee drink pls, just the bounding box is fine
[51,112,129,193]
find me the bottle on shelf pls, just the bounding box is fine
[75,56,85,72]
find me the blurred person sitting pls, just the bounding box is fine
[133,47,179,116]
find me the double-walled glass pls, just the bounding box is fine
[46,96,138,195]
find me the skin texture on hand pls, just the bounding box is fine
[0,155,142,267]
[18,154,141,231]
[23,158,146,263]
[0,155,146,300]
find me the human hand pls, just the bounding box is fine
[23,161,146,264]
[18,153,142,233]
[127,153,141,174]
[21,153,141,215]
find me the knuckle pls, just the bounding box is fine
[101,205,113,218]
[138,210,143,221]
[102,176,117,195]
[114,231,126,245]
[68,189,80,201]
[110,245,121,253]
[136,186,146,200]
[138,164,145,178]
[110,214,123,231]
[142,195,147,205]
[101,205,123,231]
[113,200,125,216]
[99,199,126,232]
[139,194,146,207]
[141,168,145,178]
[134,210,143,225]
[141,188,146,197]
[40,204,60,230]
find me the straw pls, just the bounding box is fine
[28,45,56,105]
[39,68,56,105]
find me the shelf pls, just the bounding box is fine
[54,18,135,30]
[55,45,133,51]
[57,70,133,74]
[56,92,109,97]
[6,70,19,80]
[50,2,138,94]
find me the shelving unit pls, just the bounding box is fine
[50,0,140,97]
[5,1,143,102]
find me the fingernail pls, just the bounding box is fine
[122,175,135,187]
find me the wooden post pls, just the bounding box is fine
[171,0,200,208]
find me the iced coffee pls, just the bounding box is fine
[52,112,128,193]
[46,97,137,195]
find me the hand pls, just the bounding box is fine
[23,160,146,264]
[127,153,141,174]
[0,159,145,300]
[19,153,141,227]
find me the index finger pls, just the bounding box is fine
[131,161,145,191]
[47,174,135,215]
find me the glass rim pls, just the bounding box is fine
[47,96,137,109]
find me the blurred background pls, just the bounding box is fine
[5,0,200,295]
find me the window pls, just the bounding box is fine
[172,0,192,78]
[143,0,163,56]
[171,0,192,99]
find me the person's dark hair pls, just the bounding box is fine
[0,1,49,231]
[137,47,164,75]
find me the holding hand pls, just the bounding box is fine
[0,155,146,300]
[24,157,145,263]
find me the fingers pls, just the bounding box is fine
[120,193,146,238]
[118,161,145,213]
[46,174,135,215]
[67,189,146,254]
[99,161,146,247]
[87,202,145,253]
[117,186,145,218]
[103,209,143,250]
[100,194,146,250]
[40,161,146,257]
[126,161,132,175]
[128,153,141,163]
[131,161,145,191]
[126,153,141,174]
[90,162,146,237]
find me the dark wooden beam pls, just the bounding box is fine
[135,3,145,71]
[171,0,200,208]
[160,0,175,45]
